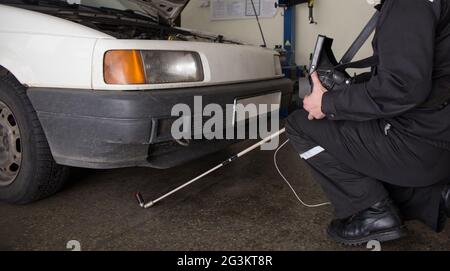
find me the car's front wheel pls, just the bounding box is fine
[0,73,69,204]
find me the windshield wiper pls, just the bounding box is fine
[85,5,159,24]
[2,0,159,24]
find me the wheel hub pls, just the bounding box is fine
[0,101,22,186]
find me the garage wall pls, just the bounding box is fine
[182,0,376,66]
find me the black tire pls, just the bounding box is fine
[0,73,69,204]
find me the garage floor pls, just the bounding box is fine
[0,135,448,251]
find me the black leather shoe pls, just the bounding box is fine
[327,199,408,246]
[437,185,450,233]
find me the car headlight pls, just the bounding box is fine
[274,55,283,76]
[104,50,204,85]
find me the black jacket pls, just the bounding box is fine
[322,0,450,150]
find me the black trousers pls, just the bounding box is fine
[286,110,450,231]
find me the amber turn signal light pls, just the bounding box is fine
[104,50,146,84]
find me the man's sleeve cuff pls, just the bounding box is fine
[322,91,338,119]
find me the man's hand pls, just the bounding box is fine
[304,72,328,120]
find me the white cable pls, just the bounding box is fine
[274,139,331,208]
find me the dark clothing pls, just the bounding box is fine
[286,110,450,230]
[322,0,450,151]
[286,0,450,230]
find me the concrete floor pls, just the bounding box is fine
[0,136,449,251]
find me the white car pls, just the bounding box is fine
[0,0,293,204]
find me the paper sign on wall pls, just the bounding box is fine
[211,0,278,21]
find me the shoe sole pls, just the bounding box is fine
[437,206,448,233]
[327,226,408,247]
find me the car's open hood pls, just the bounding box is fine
[128,0,189,25]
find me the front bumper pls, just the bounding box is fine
[27,78,293,169]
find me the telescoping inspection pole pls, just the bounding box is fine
[136,128,286,209]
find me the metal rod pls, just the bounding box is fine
[250,0,267,48]
[136,128,286,209]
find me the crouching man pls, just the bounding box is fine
[287,0,450,245]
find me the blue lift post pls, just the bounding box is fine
[276,0,315,110]
[283,6,298,78]
[276,0,315,78]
